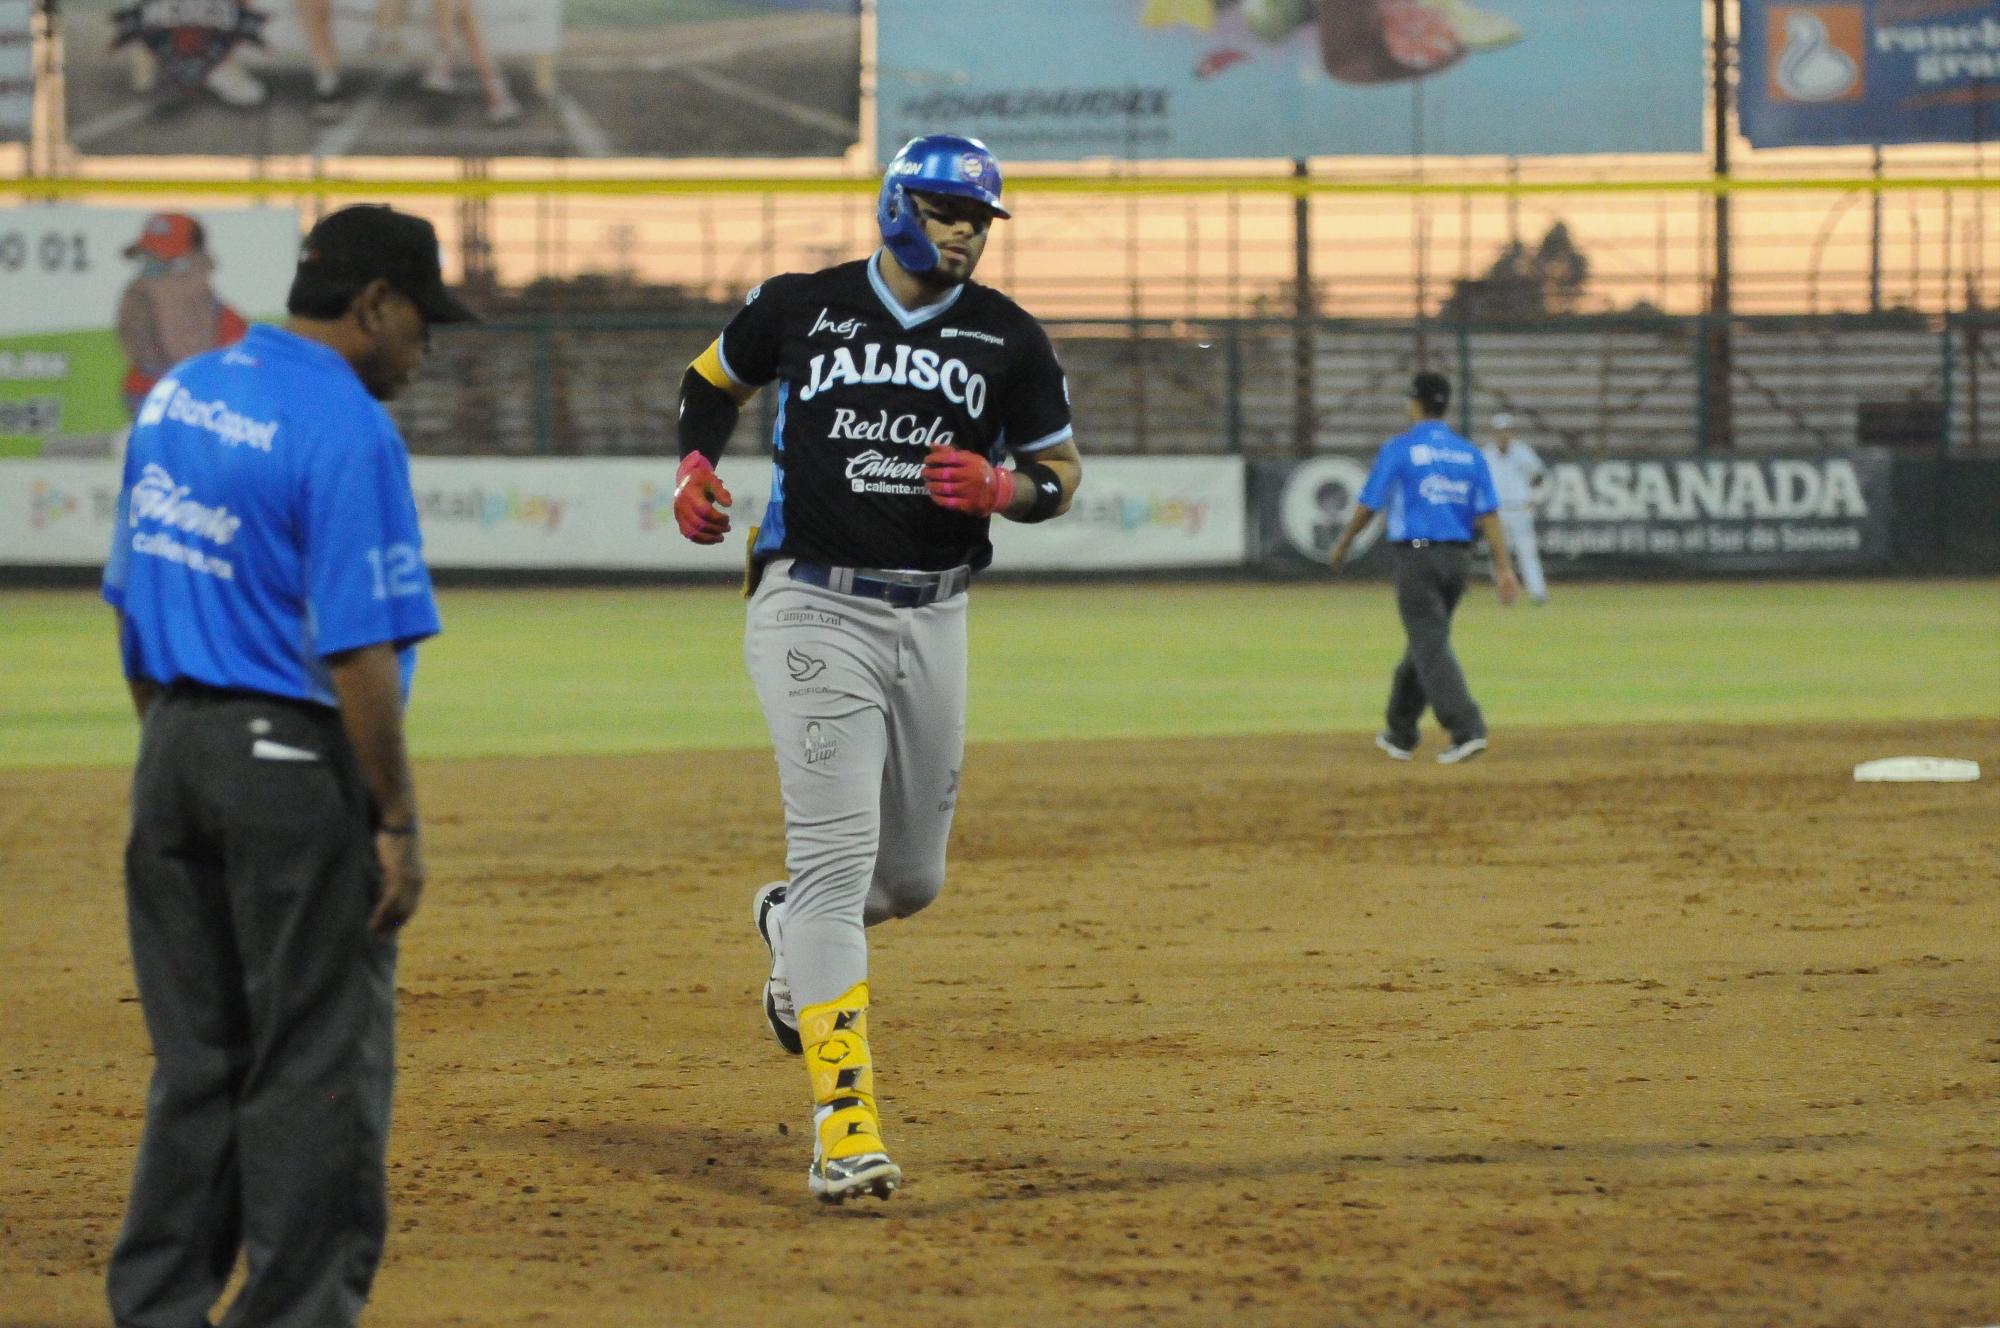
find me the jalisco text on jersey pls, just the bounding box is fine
[797,344,988,417]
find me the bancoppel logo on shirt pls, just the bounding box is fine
[1410,442,1475,468]
[135,378,177,427]
[138,377,279,452]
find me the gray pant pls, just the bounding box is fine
[111,688,396,1328]
[1384,542,1487,750]
[744,560,967,1013]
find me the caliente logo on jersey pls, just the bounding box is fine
[1418,473,1472,506]
[130,462,243,544]
[843,449,928,496]
[798,343,987,417]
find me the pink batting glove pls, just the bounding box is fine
[923,446,1015,518]
[674,452,732,544]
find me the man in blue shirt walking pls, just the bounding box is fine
[1328,371,1520,763]
[101,205,473,1328]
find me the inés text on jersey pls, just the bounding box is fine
[797,343,988,417]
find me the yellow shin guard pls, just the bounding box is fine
[800,981,888,1162]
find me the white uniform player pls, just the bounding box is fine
[1481,413,1549,604]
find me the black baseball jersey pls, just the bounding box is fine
[718,255,1073,573]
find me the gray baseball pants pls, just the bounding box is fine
[111,687,396,1328]
[744,559,966,1013]
[1384,542,1487,750]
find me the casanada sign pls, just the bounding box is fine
[1534,454,1890,569]
[1542,457,1869,522]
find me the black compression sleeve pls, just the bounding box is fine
[678,367,741,464]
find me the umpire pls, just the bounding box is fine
[1329,371,1519,764]
[100,204,472,1327]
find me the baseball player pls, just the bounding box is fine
[1328,371,1518,763]
[101,205,471,1327]
[672,134,1082,1203]
[1481,412,1549,604]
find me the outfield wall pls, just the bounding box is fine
[5,452,1993,578]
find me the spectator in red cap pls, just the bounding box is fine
[116,213,250,415]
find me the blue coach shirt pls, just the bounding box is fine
[102,325,440,706]
[1357,419,1501,544]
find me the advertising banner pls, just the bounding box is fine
[63,0,858,158]
[989,456,1244,569]
[2,455,1244,572]
[877,0,1702,161]
[0,0,30,143]
[0,459,123,564]
[408,457,759,572]
[1740,0,2000,147]
[1253,452,1896,574]
[0,206,298,459]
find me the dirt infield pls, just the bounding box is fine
[6,720,1997,1327]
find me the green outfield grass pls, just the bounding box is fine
[3,579,1995,769]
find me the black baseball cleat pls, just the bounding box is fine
[753,881,803,1055]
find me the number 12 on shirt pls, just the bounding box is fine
[365,543,424,599]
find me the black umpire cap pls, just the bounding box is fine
[1409,371,1451,413]
[295,205,479,324]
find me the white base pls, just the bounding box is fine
[1853,757,1981,783]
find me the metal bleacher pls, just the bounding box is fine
[390,314,1994,457]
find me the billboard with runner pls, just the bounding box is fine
[1740,0,2000,148]
[0,206,298,458]
[61,0,859,158]
[878,0,1703,161]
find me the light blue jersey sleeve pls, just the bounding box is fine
[302,409,441,661]
[1357,438,1402,512]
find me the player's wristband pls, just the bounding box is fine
[1012,460,1065,523]
[378,821,418,837]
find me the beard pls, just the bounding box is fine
[920,249,977,290]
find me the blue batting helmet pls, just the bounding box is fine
[877,134,1011,274]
